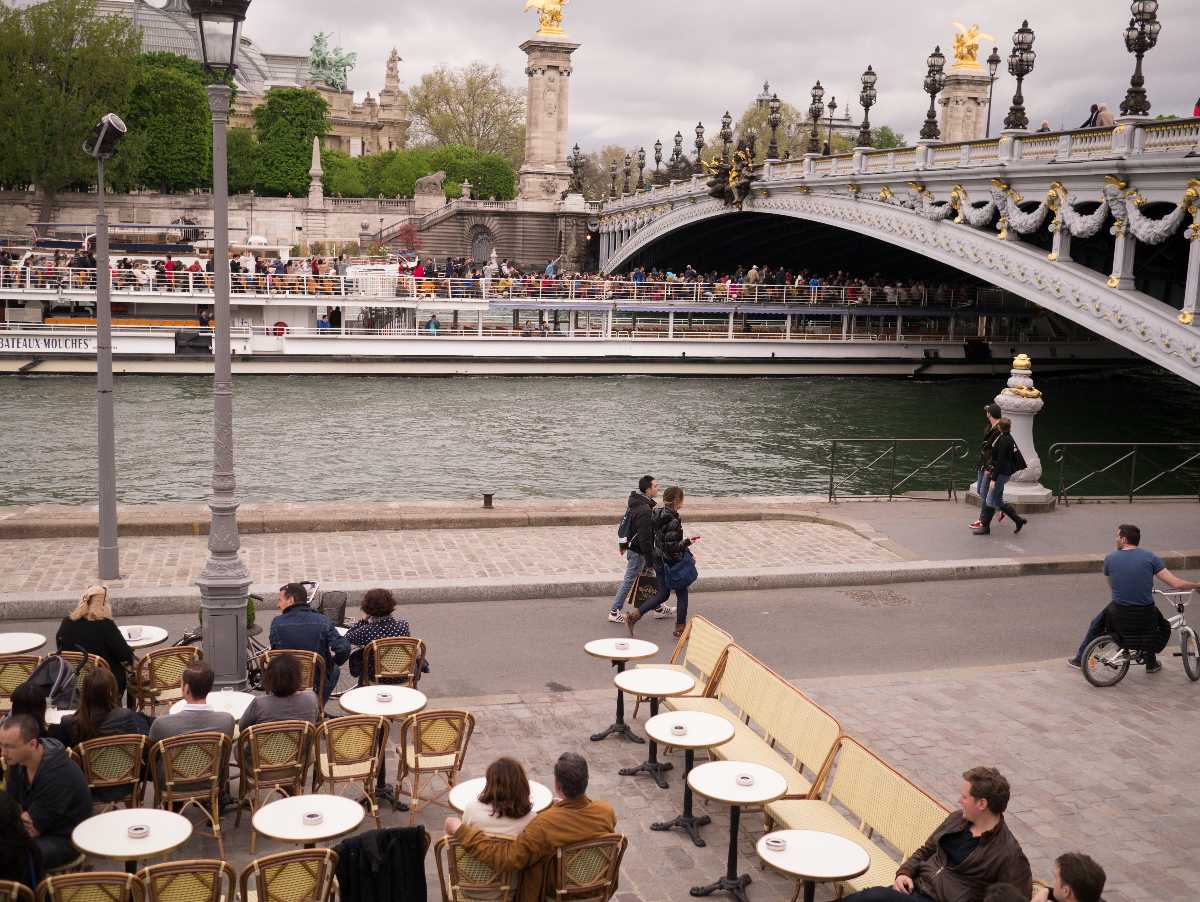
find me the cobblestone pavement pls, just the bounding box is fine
[0,520,898,593]
[74,661,1196,901]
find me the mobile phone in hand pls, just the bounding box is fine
[690,535,701,543]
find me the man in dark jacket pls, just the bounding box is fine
[270,582,350,700]
[969,404,1002,531]
[844,766,1031,902]
[0,714,92,870]
[973,419,1028,536]
[608,476,671,624]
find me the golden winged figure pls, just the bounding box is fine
[524,0,569,36]
[951,22,995,68]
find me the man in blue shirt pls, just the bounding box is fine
[1069,524,1199,671]
[270,582,350,701]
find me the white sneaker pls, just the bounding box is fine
[607,609,626,623]
[652,604,675,619]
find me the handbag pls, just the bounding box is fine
[663,550,699,591]
[626,565,658,610]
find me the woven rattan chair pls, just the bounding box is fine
[396,709,475,824]
[254,651,327,712]
[0,655,40,714]
[544,834,626,902]
[312,715,387,830]
[136,860,235,902]
[35,872,145,902]
[362,637,426,689]
[132,647,202,716]
[435,835,517,902]
[0,881,34,902]
[149,731,231,859]
[75,733,148,812]
[235,720,315,853]
[238,849,338,902]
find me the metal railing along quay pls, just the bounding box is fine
[825,438,971,502]
[1050,442,1200,504]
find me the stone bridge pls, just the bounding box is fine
[597,119,1200,384]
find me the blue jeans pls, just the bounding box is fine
[639,575,688,626]
[975,468,990,517]
[985,472,1009,507]
[1075,606,1158,666]
[612,549,646,612]
[843,890,935,902]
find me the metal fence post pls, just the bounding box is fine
[828,442,837,503]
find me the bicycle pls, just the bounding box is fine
[1081,589,1199,687]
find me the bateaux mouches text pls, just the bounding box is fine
[0,335,96,353]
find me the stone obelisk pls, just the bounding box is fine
[517,2,579,204]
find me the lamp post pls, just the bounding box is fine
[720,110,733,161]
[187,0,253,690]
[1003,20,1036,131]
[622,154,631,194]
[984,47,1001,137]
[568,143,584,193]
[248,188,255,237]
[920,46,946,141]
[694,122,705,167]
[609,160,618,198]
[806,81,825,156]
[82,113,127,581]
[653,138,662,184]
[857,66,877,148]
[636,146,646,190]
[824,96,837,155]
[671,131,683,173]
[766,93,782,160]
[1120,1,1161,117]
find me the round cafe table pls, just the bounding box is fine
[72,808,192,874]
[757,830,871,902]
[584,638,658,743]
[449,776,555,815]
[687,761,788,902]
[614,669,695,788]
[339,685,427,810]
[647,710,735,846]
[0,632,46,654]
[119,625,169,650]
[252,793,365,849]
[45,708,75,726]
[171,689,256,720]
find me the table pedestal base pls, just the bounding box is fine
[590,660,644,743]
[652,811,711,845]
[690,873,751,902]
[618,759,673,787]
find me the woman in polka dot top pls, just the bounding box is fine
[346,587,411,680]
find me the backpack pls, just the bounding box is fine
[19,654,85,710]
[617,507,634,543]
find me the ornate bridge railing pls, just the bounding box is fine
[1050,442,1200,504]
[825,438,971,502]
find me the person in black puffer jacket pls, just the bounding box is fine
[626,486,698,639]
[974,419,1028,536]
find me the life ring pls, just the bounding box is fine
[273,321,288,336]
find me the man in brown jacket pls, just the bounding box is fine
[843,766,1031,902]
[445,753,617,902]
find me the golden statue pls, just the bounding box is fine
[524,0,569,36]
[951,22,994,69]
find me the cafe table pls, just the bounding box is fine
[583,637,657,743]
[119,625,169,650]
[338,684,427,809]
[252,793,365,849]
[0,632,46,654]
[613,669,695,788]
[171,689,256,720]
[647,710,735,846]
[449,776,554,814]
[756,829,871,902]
[72,808,192,874]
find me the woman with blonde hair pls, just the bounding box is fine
[55,585,135,694]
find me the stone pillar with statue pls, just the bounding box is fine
[518,0,579,204]
[938,23,994,142]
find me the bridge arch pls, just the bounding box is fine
[604,195,1200,384]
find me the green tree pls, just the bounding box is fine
[227,127,258,195]
[0,0,140,215]
[122,66,210,192]
[138,51,236,96]
[406,62,526,167]
[872,125,905,149]
[252,88,329,196]
[321,149,367,197]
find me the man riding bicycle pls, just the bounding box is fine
[1069,524,1200,672]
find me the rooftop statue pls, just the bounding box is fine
[524,0,569,36]
[309,32,358,92]
[951,22,995,69]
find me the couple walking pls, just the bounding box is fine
[608,475,699,639]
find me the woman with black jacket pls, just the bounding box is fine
[974,419,1029,536]
[626,486,699,639]
[969,403,1003,531]
[55,585,135,694]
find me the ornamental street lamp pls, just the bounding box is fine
[985,47,1001,137]
[186,0,253,689]
[1120,1,1161,117]
[824,96,837,155]
[672,131,683,166]
[1003,20,1036,131]
[920,45,946,141]
[636,146,646,190]
[568,143,584,193]
[767,93,782,160]
[694,122,705,165]
[719,110,734,161]
[807,81,824,155]
[609,160,618,198]
[746,127,758,161]
[858,65,877,148]
[622,154,631,194]
[653,139,662,180]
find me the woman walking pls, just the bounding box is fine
[627,486,699,639]
[974,419,1029,536]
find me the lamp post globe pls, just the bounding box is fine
[824,96,837,155]
[920,46,946,141]
[767,93,783,160]
[857,65,877,148]
[1120,0,1160,117]
[719,110,733,160]
[806,81,824,155]
[985,47,1001,137]
[1003,20,1036,131]
[186,0,251,76]
[622,153,631,194]
[636,146,646,190]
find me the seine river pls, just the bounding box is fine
[1,370,1197,505]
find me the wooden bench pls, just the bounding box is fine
[664,644,842,799]
[632,615,733,718]
[764,736,950,895]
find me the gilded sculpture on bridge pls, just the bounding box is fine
[702,140,758,210]
[951,22,995,69]
[524,0,569,36]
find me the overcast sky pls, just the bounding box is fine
[246,0,1198,149]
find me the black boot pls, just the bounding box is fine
[1000,503,1027,534]
[973,507,994,535]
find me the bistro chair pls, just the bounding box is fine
[55,652,110,693]
[396,709,475,824]
[0,881,33,902]
[136,861,235,902]
[74,733,148,812]
[312,715,388,830]
[435,835,518,902]
[132,647,202,716]
[238,849,338,902]
[35,872,145,902]
[544,834,627,902]
[235,720,315,853]
[362,637,426,689]
[254,650,327,712]
[149,731,231,859]
[0,655,40,714]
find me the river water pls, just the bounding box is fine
[1,370,1198,505]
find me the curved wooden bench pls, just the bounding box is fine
[632,615,732,718]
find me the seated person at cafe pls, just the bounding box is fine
[0,790,43,889]
[459,757,538,838]
[239,654,320,731]
[0,714,92,871]
[270,582,350,701]
[55,584,136,695]
[345,587,413,682]
[446,752,616,902]
[843,766,1031,902]
[149,661,235,746]
[1031,853,1106,902]
[60,666,150,748]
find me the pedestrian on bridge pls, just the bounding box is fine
[969,403,1003,531]
[973,419,1028,536]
